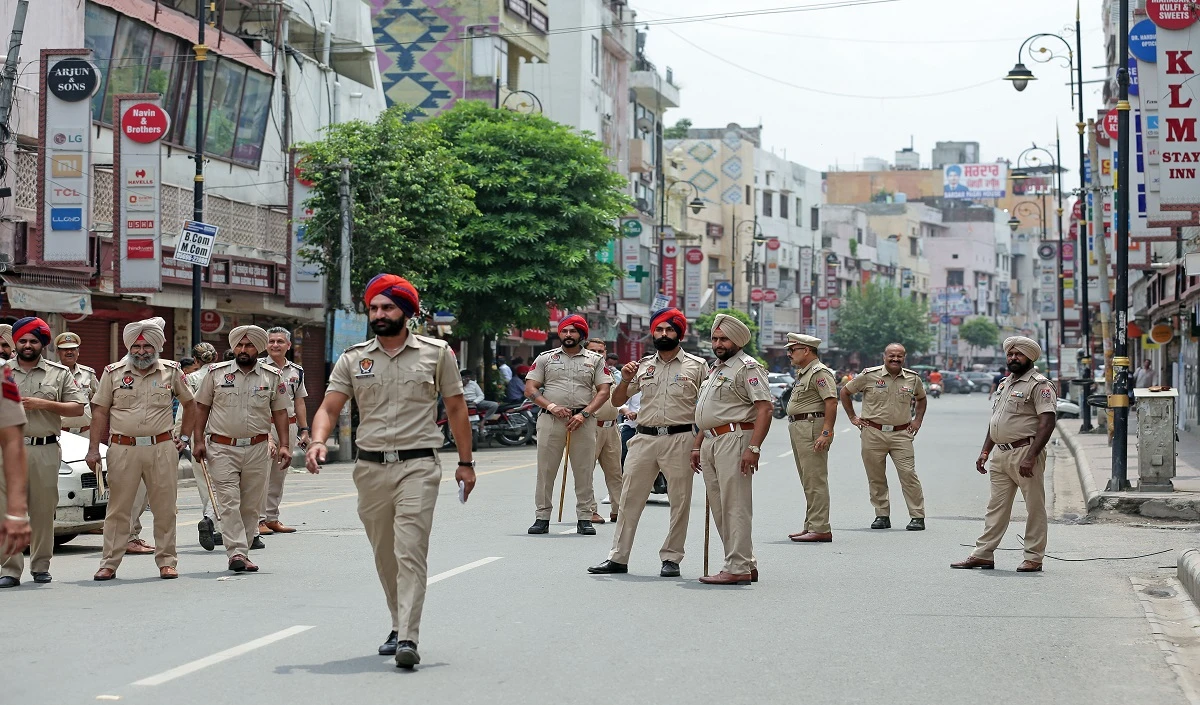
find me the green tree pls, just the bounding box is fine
[831,282,932,359]
[958,316,999,350]
[295,106,477,303]
[695,308,762,361]
[663,118,692,139]
[427,101,630,371]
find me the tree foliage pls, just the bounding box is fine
[831,282,932,359]
[695,308,762,360]
[295,106,477,302]
[958,316,1000,350]
[664,118,693,139]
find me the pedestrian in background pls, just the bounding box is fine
[259,326,309,537]
[585,338,622,525]
[1134,360,1154,389]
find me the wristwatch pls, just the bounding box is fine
[747,445,761,454]
[458,460,476,468]
[179,434,191,445]
[820,430,832,437]
[581,410,593,419]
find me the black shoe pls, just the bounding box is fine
[587,560,628,574]
[577,520,596,535]
[870,516,891,530]
[906,518,926,531]
[394,641,420,669]
[250,536,266,550]
[0,576,18,588]
[214,532,223,546]
[31,572,51,584]
[198,518,215,552]
[652,472,668,494]
[527,519,550,534]
[378,631,398,656]
[660,560,680,578]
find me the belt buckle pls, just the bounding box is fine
[383,451,400,463]
[999,443,1012,451]
[135,436,152,447]
[704,429,716,439]
[656,427,668,436]
[22,437,31,446]
[235,437,252,448]
[881,424,895,432]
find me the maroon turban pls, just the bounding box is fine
[651,308,687,338]
[558,314,588,338]
[12,317,51,346]
[364,274,419,317]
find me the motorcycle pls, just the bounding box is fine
[439,400,534,449]
[926,382,942,399]
[772,387,791,419]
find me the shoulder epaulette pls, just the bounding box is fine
[344,340,373,353]
[79,364,96,374]
[639,354,655,361]
[1032,373,1050,383]
[287,360,304,371]
[162,359,181,369]
[260,361,281,373]
[208,361,234,372]
[104,361,124,373]
[414,333,449,348]
[42,359,69,372]
[902,367,917,375]
[862,365,884,374]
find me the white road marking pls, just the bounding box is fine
[132,626,315,686]
[778,450,793,458]
[558,528,578,535]
[428,556,503,584]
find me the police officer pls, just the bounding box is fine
[0,317,86,587]
[258,326,309,536]
[524,315,613,535]
[693,314,773,586]
[0,366,29,562]
[306,274,476,670]
[179,343,222,549]
[0,324,12,361]
[783,333,838,543]
[589,308,707,578]
[55,332,97,437]
[192,325,290,573]
[952,336,1056,573]
[840,343,928,531]
[90,318,194,581]
[585,338,622,524]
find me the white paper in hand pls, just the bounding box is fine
[458,479,467,504]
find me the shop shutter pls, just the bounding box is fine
[296,325,326,428]
[63,319,118,373]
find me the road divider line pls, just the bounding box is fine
[132,626,315,687]
[428,556,503,584]
[778,450,793,458]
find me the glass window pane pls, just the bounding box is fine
[168,55,194,146]
[85,4,118,120]
[181,58,215,151]
[102,19,154,123]
[204,59,245,158]
[232,71,272,166]
[145,33,181,107]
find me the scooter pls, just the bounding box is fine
[926,382,942,399]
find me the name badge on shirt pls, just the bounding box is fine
[355,358,375,378]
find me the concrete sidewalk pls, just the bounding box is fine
[1057,420,1200,520]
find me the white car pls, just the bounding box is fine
[767,373,795,399]
[55,431,109,545]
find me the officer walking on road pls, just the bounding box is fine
[589,308,707,578]
[784,333,839,543]
[840,344,928,531]
[0,318,86,587]
[180,343,222,550]
[192,326,291,573]
[585,338,622,525]
[306,274,477,670]
[692,314,773,586]
[90,318,195,581]
[952,336,1056,573]
[258,326,309,536]
[524,315,612,535]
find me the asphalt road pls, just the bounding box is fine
[4,393,1193,704]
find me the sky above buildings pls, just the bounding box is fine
[632,0,1106,179]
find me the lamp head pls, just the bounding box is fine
[689,197,705,214]
[1004,62,1035,92]
[1011,168,1029,180]
[1007,216,1021,232]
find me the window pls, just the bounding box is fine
[856,227,863,243]
[779,194,789,220]
[233,71,272,165]
[85,3,118,119]
[745,185,751,204]
[591,37,600,77]
[909,237,918,256]
[795,198,803,226]
[205,60,246,159]
[947,270,964,286]
[810,206,820,231]
[102,17,154,123]
[762,192,773,217]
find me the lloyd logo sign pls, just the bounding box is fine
[1154,7,1200,209]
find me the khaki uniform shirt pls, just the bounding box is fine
[60,364,99,430]
[7,358,88,438]
[695,352,772,429]
[624,351,707,427]
[264,360,307,420]
[0,368,27,429]
[93,358,193,437]
[844,365,926,425]
[595,364,620,421]
[526,347,612,409]
[174,368,207,432]
[195,360,288,437]
[787,360,837,415]
[989,367,1056,444]
[327,334,463,451]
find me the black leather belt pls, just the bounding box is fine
[540,407,585,417]
[789,412,825,422]
[995,437,1033,452]
[24,435,58,446]
[357,447,436,464]
[637,424,692,436]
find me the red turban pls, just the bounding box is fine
[651,308,686,338]
[558,314,588,338]
[364,274,419,317]
[12,317,51,346]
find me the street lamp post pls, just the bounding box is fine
[1012,143,1063,383]
[1004,0,1094,432]
[1110,0,1133,490]
[734,219,766,315]
[1008,199,1052,365]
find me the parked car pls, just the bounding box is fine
[1056,398,1081,419]
[965,371,994,392]
[938,370,976,394]
[55,431,109,546]
[767,373,795,399]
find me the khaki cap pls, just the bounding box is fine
[785,332,821,349]
[54,332,81,349]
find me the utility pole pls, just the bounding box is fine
[1088,120,1114,434]
[1109,0,1132,490]
[190,0,208,347]
[0,0,28,133]
[336,157,353,461]
[1075,0,1094,432]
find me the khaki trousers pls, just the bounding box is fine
[609,432,694,565]
[262,421,299,523]
[788,419,831,534]
[207,441,270,558]
[129,480,149,540]
[591,424,623,514]
[534,413,597,521]
[700,431,756,575]
[859,426,925,518]
[0,444,60,578]
[354,456,441,642]
[971,446,1048,562]
[100,442,179,570]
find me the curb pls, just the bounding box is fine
[1179,549,1200,608]
[1055,420,1102,512]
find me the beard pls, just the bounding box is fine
[371,315,406,337]
[1007,359,1032,374]
[560,336,579,349]
[235,352,256,367]
[653,336,680,351]
[17,347,39,362]
[129,351,158,370]
[713,345,738,361]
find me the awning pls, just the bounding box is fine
[2,275,92,315]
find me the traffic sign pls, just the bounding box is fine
[766,238,781,251]
[763,289,778,303]
[750,288,765,303]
